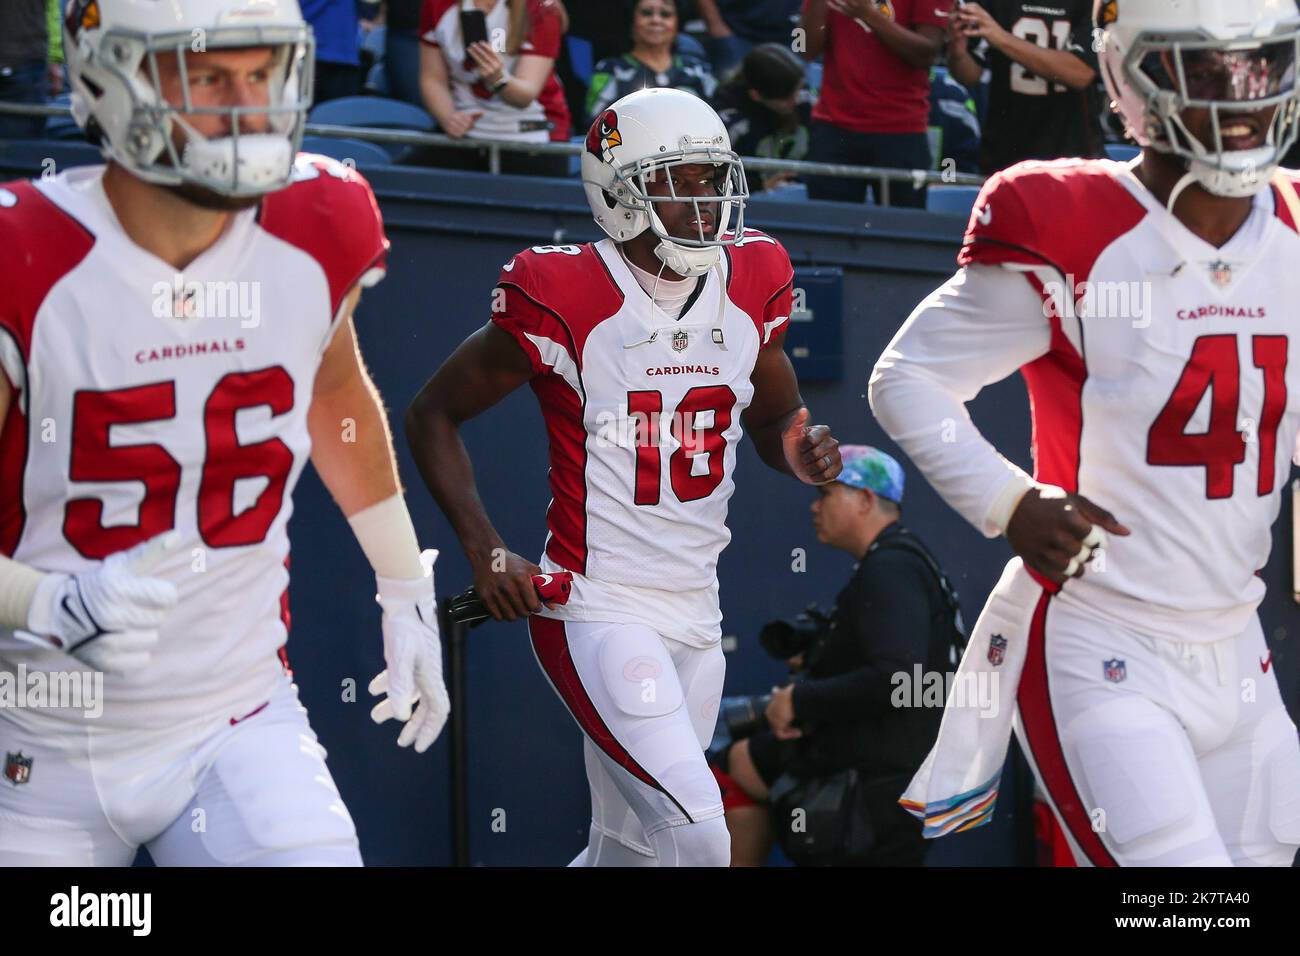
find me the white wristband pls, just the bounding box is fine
[0,553,47,631]
[985,473,1041,537]
[347,494,426,580]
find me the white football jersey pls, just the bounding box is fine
[491,233,794,646]
[0,157,388,728]
[873,158,1300,641]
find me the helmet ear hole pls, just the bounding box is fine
[84,115,105,147]
[602,189,617,210]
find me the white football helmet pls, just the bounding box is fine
[62,0,314,197]
[1096,0,1300,198]
[581,88,749,278]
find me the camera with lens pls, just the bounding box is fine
[719,692,774,741]
[714,605,831,743]
[758,603,832,662]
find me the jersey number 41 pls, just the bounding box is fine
[1147,334,1287,500]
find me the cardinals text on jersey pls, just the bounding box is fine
[0,154,388,729]
[490,230,793,646]
[961,157,1300,639]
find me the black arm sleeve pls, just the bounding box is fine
[791,553,935,724]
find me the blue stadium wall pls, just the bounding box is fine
[3,145,1297,866]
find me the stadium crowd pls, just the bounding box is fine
[0,0,1255,202]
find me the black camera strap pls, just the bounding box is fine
[869,528,968,663]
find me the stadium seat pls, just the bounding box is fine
[308,96,435,161]
[44,94,88,142]
[568,136,584,176]
[44,119,91,142]
[308,95,434,131]
[1105,142,1141,162]
[926,185,981,218]
[300,136,393,167]
[0,137,102,172]
[760,182,809,203]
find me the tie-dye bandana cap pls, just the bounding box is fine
[835,445,904,503]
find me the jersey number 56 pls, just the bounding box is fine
[64,366,295,558]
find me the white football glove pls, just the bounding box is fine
[368,549,450,754]
[1063,525,1109,579]
[15,531,181,674]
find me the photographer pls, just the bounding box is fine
[717,446,961,866]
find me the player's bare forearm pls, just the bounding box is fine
[744,337,804,477]
[406,407,504,562]
[404,322,533,564]
[308,304,403,518]
[748,410,802,476]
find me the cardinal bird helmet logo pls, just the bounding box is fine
[65,0,100,37]
[587,109,623,164]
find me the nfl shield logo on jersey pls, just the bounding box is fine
[1209,259,1233,286]
[672,330,689,352]
[1103,658,1127,683]
[987,633,1007,666]
[4,751,32,786]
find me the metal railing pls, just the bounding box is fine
[0,100,988,205]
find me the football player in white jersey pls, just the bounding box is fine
[871,0,1300,865]
[0,0,448,866]
[406,88,843,866]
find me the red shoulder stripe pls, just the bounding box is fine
[257,159,389,322]
[0,180,97,360]
[1272,173,1300,234]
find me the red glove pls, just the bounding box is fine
[533,571,572,606]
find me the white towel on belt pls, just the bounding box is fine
[900,558,1043,837]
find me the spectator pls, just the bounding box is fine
[46,0,64,98]
[717,447,962,866]
[695,0,802,75]
[385,0,427,104]
[416,0,571,177]
[0,0,53,139]
[301,0,378,104]
[800,0,952,208]
[946,1,1103,174]
[928,65,981,175]
[358,2,387,94]
[585,0,716,126]
[713,43,812,192]
[563,0,638,63]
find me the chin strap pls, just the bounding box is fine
[648,257,667,304]
[647,203,725,278]
[180,132,295,196]
[653,236,720,278]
